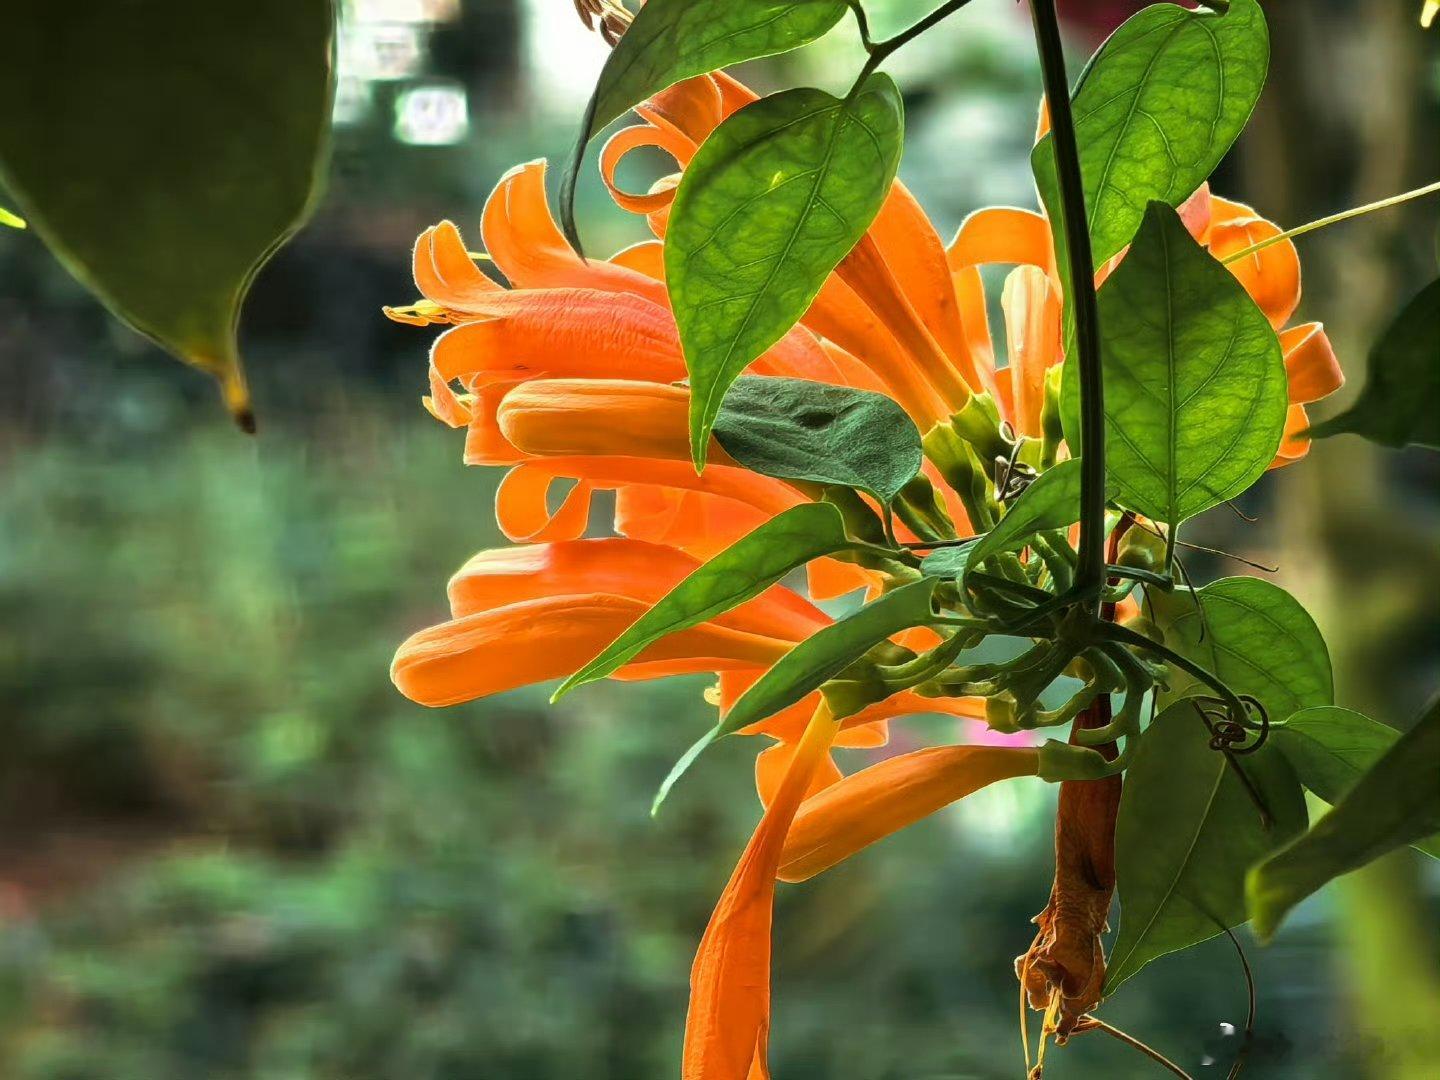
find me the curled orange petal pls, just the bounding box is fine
[494,465,593,543]
[1206,196,1301,329]
[948,205,1054,275]
[1280,321,1343,404]
[778,745,1040,882]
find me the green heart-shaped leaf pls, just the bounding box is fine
[962,458,1085,593]
[1270,706,1440,859]
[1154,576,1333,724]
[1063,202,1287,524]
[1107,700,1307,993]
[666,76,904,466]
[1248,696,1440,940]
[1034,0,1268,270]
[714,376,923,504]
[0,0,335,428]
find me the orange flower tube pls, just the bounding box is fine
[683,702,840,1080]
[777,745,1040,882]
[392,594,792,708]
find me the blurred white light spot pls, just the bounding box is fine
[341,23,425,81]
[394,83,470,145]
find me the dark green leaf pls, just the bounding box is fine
[713,376,923,503]
[1307,276,1440,450]
[0,0,335,428]
[552,503,851,699]
[1033,0,1268,268]
[1154,576,1333,724]
[1062,203,1287,524]
[720,577,941,734]
[1248,696,1440,940]
[919,541,980,581]
[666,76,904,465]
[1270,706,1440,859]
[1107,701,1306,993]
[962,458,1083,591]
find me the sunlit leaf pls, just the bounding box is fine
[561,0,849,247]
[586,0,844,141]
[1307,275,1440,450]
[1248,697,1440,940]
[1063,202,1287,525]
[0,204,24,229]
[1270,706,1440,858]
[667,76,904,465]
[962,458,1083,591]
[713,376,923,504]
[1106,700,1307,993]
[553,503,851,700]
[720,577,940,733]
[0,0,335,429]
[1033,0,1268,269]
[1154,576,1333,724]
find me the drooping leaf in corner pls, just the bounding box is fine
[1306,276,1440,450]
[714,376,923,505]
[1153,576,1333,724]
[0,0,335,429]
[560,0,848,247]
[553,503,852,700]
[1270,706,1440,858]
[1106,700,1307,994]
[1063,203,1288,525]
[1033,0,1268,271]
[1248,696,1440,940]
[666,76,904,466]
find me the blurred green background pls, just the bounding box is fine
[1,1,1436,1077]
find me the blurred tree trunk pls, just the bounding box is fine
[1240,2,1440,1077]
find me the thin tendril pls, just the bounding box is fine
[1220,179,1440,264]
[1221,926,1257,1080]
[1077,1015,1196,1079]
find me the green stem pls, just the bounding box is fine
[1028,0,1107,607]
[860,0,977,77]
[1220,178,1440,265]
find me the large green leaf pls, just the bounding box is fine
[721,577,940,734]
[1248,697,1440,940]
[1033,0,1268,269]
[1106,701,1307,993]
[1270,706,1440,859]
[1155,576,1333,724]
[713,376,923,504]
[1063,202,1287,525]
[666,76,904,466]
[961,458,1083,592]
[586,0,845,140]
[1307,276,1440,450]
[0,0,335,429]
[552,503,851,700]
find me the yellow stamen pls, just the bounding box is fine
[1220,179,1440,265]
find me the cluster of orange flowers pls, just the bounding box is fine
[387,71,1342,1079]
